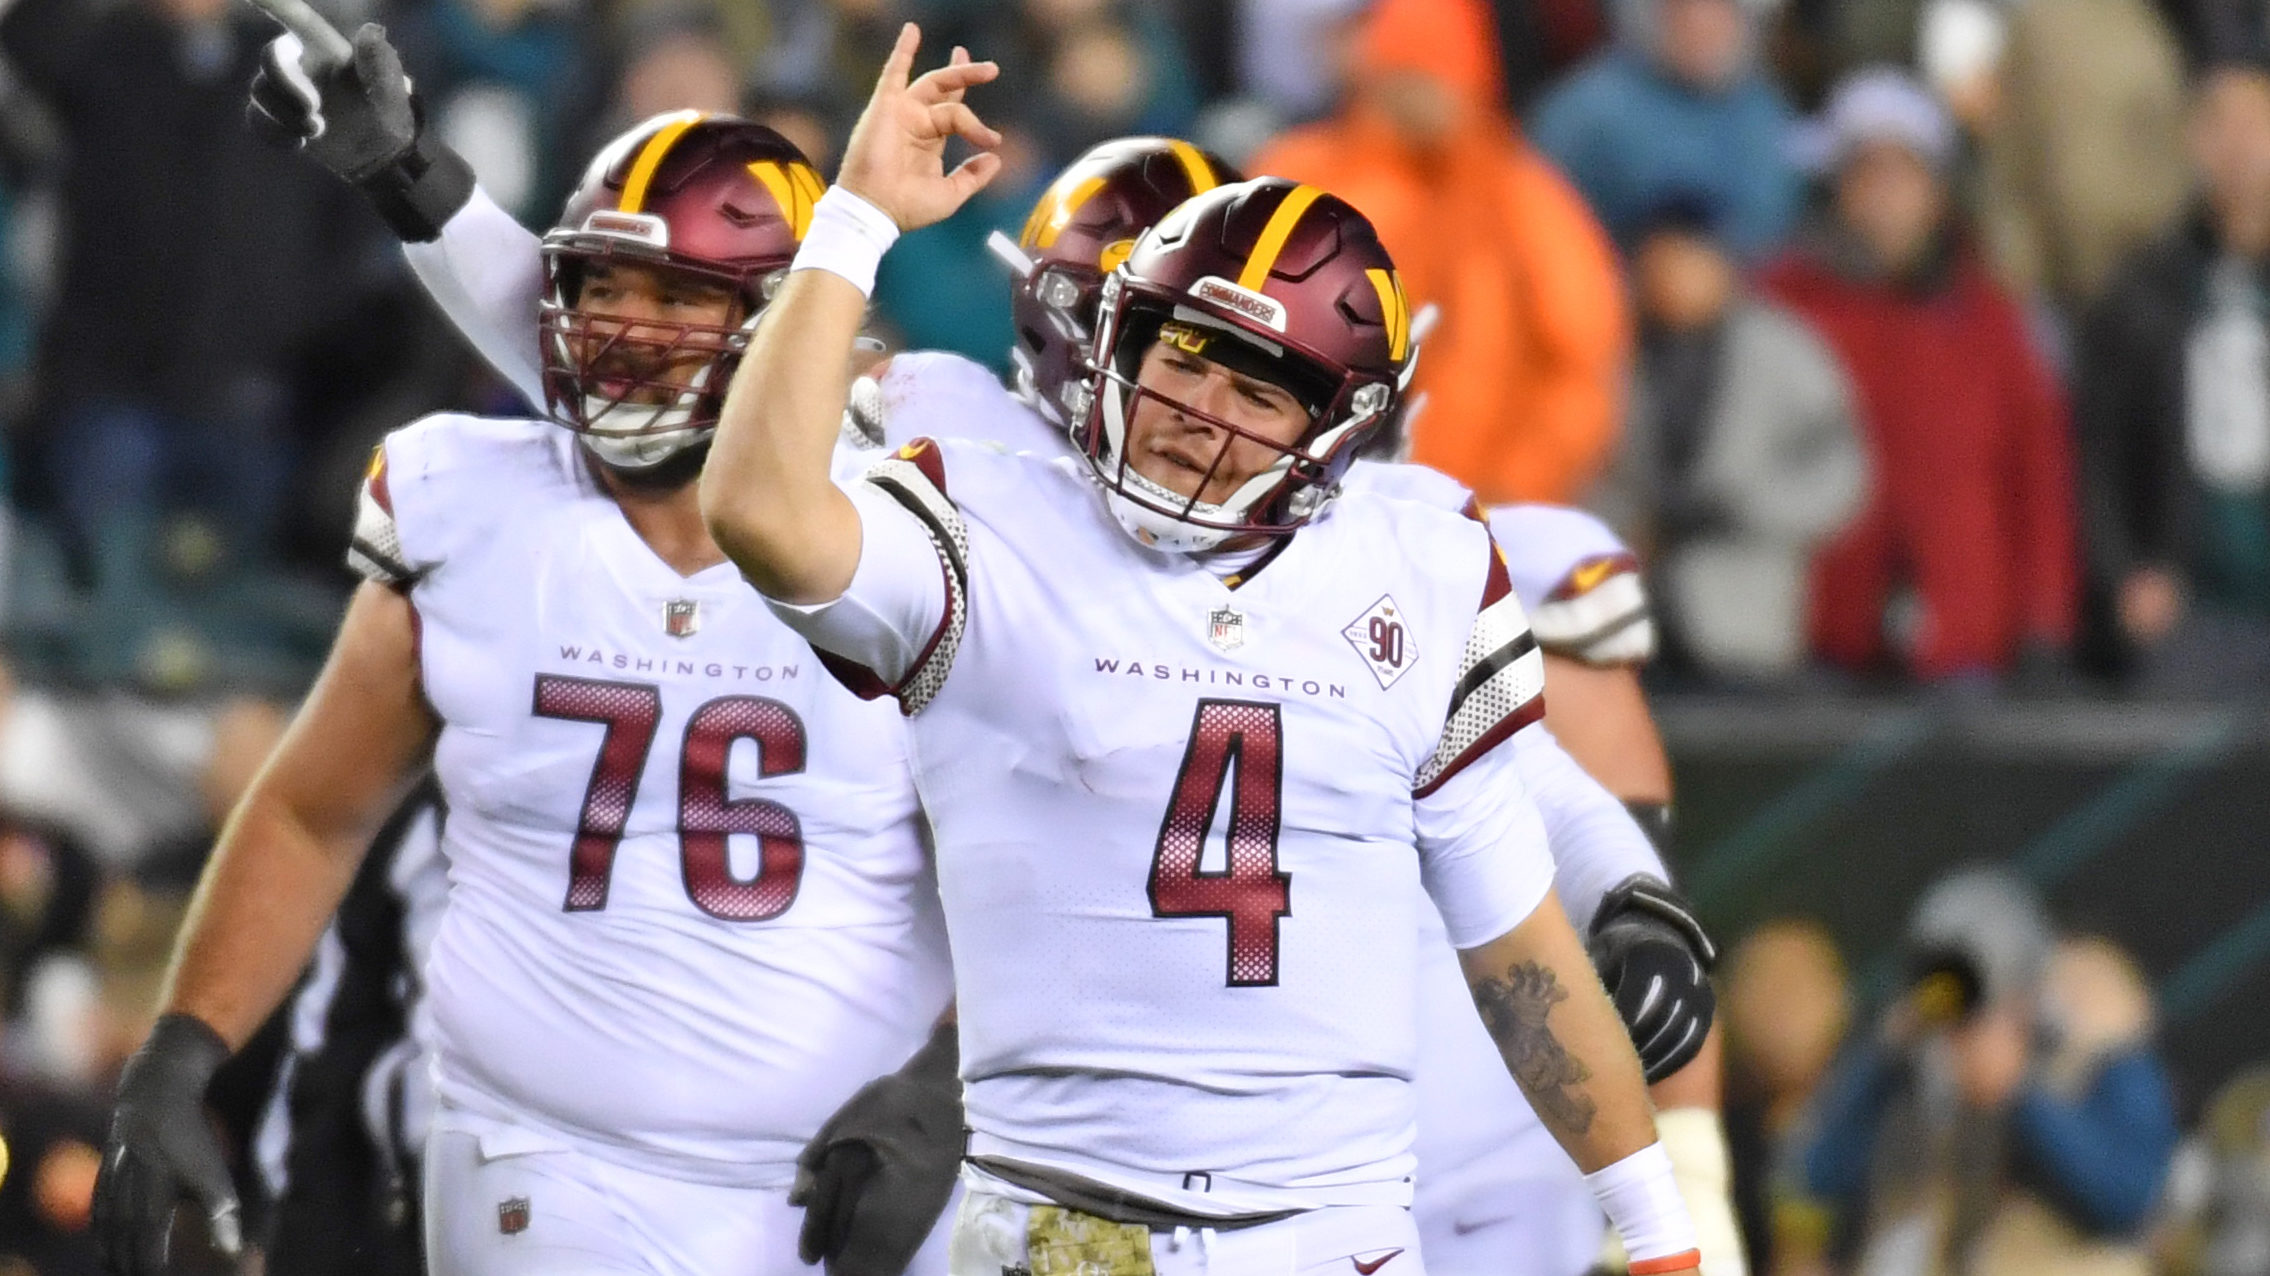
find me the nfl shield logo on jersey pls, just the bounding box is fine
[1343,595,1416,690]
[497,1197,531,1235]
[1207,605,1246,652]
[663,599,701,639]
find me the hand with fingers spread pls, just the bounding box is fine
[91,1013,242,1276]
[835,24,1004,232]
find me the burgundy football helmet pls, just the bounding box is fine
[987,137,1240,432]
[540,111,825,470]
[1075,178,1416,551]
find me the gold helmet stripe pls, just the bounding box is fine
[746,160,825,240]
[1022,174,1108,250]
[790,161,826,210]
[1165,139,1219,195]
[618,112,705,213]
[1236,183,1324,292]
[1365,267,1411,361]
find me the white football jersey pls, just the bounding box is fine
[769,423,1558,1218]
[349,413,952,1187]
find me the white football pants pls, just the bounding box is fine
[425,1125,954,1276]
[1411,1166,1603,1276]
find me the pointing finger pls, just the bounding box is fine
[872,22,920,101]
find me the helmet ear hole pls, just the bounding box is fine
[555,256,589,307]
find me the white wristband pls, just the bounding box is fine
[1585,1141,1700,1273]
[792,186,902,298]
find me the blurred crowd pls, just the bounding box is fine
[4,0,2270,698]
[3,0,2270,1272]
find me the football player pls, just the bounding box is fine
[336,78,1730,1270]
[897,139,1737,1276]
[87,101,958,1276]
[703,27,1703,1276]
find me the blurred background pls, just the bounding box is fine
[0,0,2267,1271]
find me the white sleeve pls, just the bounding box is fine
[763,455,963,712]
[1515,726,1670,935]
[1415,731,1558,950]
[403,186,547,409]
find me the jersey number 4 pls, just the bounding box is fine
[534,674,806,921]
[1149,699,1291,986]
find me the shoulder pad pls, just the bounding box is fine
[345,413,567,587]
[1489,503,1656,666]
[859,439,968,715]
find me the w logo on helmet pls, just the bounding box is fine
[1022,172,1108,250]
[1365,269,1410,361]
[746,160,825,240]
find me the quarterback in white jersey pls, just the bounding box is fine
[90,113,956,1276]
[699,31,1704,1276]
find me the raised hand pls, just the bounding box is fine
[244,23,473,241]
[835,24,1003,233]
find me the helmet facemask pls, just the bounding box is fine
[538,239,782,473]
[990,229,1109,433]
[1079,274,1392,553]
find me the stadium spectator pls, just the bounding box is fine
[2074,59,2270,696]
[606,3,744,128]
[1253,0,1629,505]
[1590,195,1868,683]
[1491,0,1614,113]
[1231,0,1369,124]
[1528,0,1802,261]
[1719,919,1850,1276]
[995,0,1203,165]
[1972,0,2188,314]
[0,0,372,681]
[2159,1064,2270,1275]
[1763,69,2078,682]
[1796,870,2178,1276]
[384,0,608,223]
[2162,0,2270,69]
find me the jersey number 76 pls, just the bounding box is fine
[534,674,807,921]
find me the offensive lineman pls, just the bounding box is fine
[706,27,1704,1276]
[88,100,957,1276]
[369,110,1733,1273]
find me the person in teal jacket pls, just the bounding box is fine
[1528,0,1801,262]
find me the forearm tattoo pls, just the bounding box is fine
[1471,961,1598,1135]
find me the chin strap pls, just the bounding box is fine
[583,434,713,490]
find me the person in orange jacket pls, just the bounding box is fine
[1252,0,1629,506]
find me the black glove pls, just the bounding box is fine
[90,1013,242,1276]
[1588,875,1717,1084]
[792,1021,964,1276]
[247,24,473,241]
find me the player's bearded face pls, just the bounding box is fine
[1125,336,1312,507]
[571,261,743,405]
